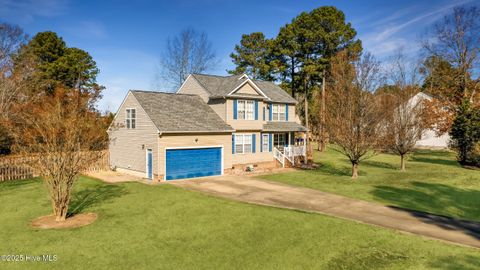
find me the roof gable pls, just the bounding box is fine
[190,73,297,104]
[107,91,158,132]
[228,78,269,100]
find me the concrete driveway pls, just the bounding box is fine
[171,175,480,249]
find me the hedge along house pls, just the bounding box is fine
[108,73,307,181]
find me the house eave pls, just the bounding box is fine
[159,129,235,135]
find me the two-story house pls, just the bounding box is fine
[108,73,307,181]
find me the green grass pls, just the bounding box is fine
[1,176,479,269]
[261,147,480,222]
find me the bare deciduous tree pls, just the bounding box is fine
[6,88,107,221]
[326,51,384,179]
[422,5,480,132]
[379,53,426,171]
[0,22,28,118]
[157,28,217,89]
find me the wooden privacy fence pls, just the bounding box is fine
[0,150,109,181]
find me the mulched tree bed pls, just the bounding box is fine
[31,213,97,229]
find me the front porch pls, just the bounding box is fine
[262,121,308,167]
[271,132,307,167]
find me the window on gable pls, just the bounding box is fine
[126,108,136,129]
[272,104,286,121]
[237,100,254,120]
[234,134,253,154]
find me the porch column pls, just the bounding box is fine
[288,132,291,146]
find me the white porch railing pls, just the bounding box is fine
[273,147,285,167]
[284,145,306,166]
[274,145,306,167]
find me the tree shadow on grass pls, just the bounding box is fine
[410,156,459,167]
[429,255,480,270]
[411,150,459,167]
[371,182,480,239]
[317,162,351,176]
[388,206,480,241]
[363,160,397,170]
[0,178,40,193]
[414,149,453,157]
[68,184,127,217]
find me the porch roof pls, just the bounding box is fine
[263,122,307,132]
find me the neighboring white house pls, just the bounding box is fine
[411,92,450,149]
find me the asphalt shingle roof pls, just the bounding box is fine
[263,121,307,132]
[191,74,297,104]
[131,90,234,133]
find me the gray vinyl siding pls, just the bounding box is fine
[108,92,159,176]
[177,76,210,103]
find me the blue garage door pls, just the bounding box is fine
[166,147,222,180]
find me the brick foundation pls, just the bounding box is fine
[229,161,278,175]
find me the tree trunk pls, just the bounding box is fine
[317,130,321,151]
[400,154,406,171]
[320,72,326,152]
[291,59,296,99]
[54,202,68,222]
[304,76,309,164]
[351,162,359,179]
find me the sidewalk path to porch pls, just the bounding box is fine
[171,175,480,249]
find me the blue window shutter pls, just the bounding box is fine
[285,104,289,121]
[233,100,238,120]
[252,134,256,153]
[269,133,273,152]
[260,134,263,152]
[254,100,258,120]
[232,134,235,154]
[269,104,273,121]
[263,107,265,121]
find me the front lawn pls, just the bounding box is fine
[261,147,480,222]
[0,176,479,269]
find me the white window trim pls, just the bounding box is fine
[125,108,136,129]
[234,134,253,154]
[145,149,153,180]
[237,100,255,120]
[271,104,286,121]
[262,134,269,152]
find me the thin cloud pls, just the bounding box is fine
[360,0,474,58]
[0,0,68,23]
[65,21,107,39]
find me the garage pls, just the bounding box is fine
[165,147,223,180]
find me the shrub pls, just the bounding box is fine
[449,100,480,167]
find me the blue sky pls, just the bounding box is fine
[0,0,477,111]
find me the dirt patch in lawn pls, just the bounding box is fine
[31,213,97,229]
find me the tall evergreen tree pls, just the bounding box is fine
[273,6,362,156]
[13,31,103,104]
[229,32,274,80]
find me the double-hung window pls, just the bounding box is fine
[274,133,286,148]
[235,134,252,154]
[237,100,255,120]
[262,134,269,152]
[272,104,286,121]
[126,108,136,129]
